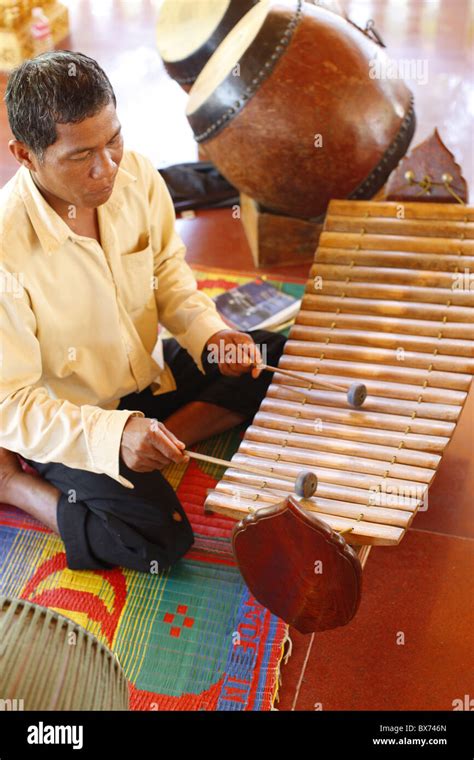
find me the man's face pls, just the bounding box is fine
[29,101,124,209]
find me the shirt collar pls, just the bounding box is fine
[18,160,137,256]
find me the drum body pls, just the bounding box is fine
[157,0,258,90]
[186,0,415,219]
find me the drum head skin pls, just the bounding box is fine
[157,0,258,86]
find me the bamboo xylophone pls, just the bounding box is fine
[205,199,474,547]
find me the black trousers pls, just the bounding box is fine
[23,330,286,572]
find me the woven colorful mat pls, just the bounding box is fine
[0,268,305,711]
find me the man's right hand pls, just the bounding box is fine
[120,417,189,472]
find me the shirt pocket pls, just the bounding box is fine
[120,241,155,314]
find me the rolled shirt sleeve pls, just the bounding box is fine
[146,159,229,372]
[0,283,143,489]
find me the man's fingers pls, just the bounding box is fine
[158,427,189,463]
[133,454,168,472]
[158,422,186,451]
[153,438,185,464]
[149,419,184,447]
[215,333,263,375]
[238,336,262,371]
[148,423,187,463]
[151,419,186,449]
[251,346,264,378]
[236,335,259,364]
[254,344,263,366]
[219,364,242,376]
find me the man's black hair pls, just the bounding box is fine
[5,50,116,159]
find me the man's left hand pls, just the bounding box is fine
[205,330,263,377]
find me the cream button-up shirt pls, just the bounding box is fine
[0,149,228,488]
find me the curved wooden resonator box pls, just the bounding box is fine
[233,497,362,633]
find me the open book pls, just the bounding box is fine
[214,279,300,331]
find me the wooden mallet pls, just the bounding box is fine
[255,363,367,408]
[186,450,318,498]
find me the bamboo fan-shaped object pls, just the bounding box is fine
[0,596,129,710]
[205,198,474,632]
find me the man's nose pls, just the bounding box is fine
[90,151,116,180]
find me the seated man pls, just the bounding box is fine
[0,51,286,573]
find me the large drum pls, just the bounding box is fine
[186,0,415,219]
[157,0,258,90]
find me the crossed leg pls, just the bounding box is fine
[0,401,245,536]
[0,329,286,569]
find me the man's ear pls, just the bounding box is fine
[8,139,38,170]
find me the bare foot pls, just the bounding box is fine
[0,447,60,532]
[0,447,23,504]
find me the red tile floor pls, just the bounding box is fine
[0,0,472,710]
